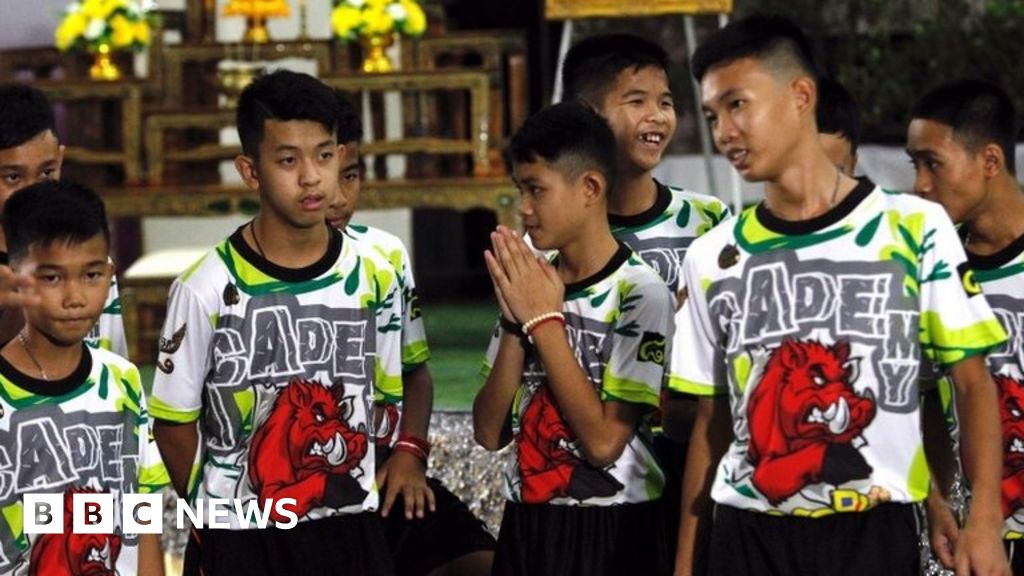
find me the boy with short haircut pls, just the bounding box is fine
[816,76,861,177]
[0,180,166,575]
[327,91,496,576]
[907,79,1024,574]
[150,70,403,576]
[562,34,730,555]
[0,83,127,354]
[673,14,1009,576]
[474,101,675,575]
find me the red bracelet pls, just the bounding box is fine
[397,433,431,457]
[393,441,428,463]
[526,316,566,341]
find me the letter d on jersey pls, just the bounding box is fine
[23,494,63,534]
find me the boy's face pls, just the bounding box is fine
[513,158,596,251]
[236,119,341,230]
[327,142,361,230]
[14,234,111,346]
[906,118,987,223]
[0,130,64,211]
[819,133,856,177]
[701,58,806,182]
[598,66,676,175]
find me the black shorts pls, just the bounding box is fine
[1007,539,1024,575]
[183,512,396,576]
[384,477,496,576]
[492,499,669,576]
[653,433,688,562]
[708,503,920,576]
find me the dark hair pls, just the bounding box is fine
[911,79,1018,175]
[691,13,817,83]
[3,180,109,263]
[236,70,339,157]
[334,89,363,144]
[562,34,671,104]
[0,84,56,151]
[507,101,617,191]
[817,77,861,153]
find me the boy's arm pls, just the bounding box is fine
[921,382,960,568]
[674,395,732,576]
[137,533,165,576]
[378,364,435,519]
[153,421,199,498]
[949,356,1009,575]
[473,330,525,450]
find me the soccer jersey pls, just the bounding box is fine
[670,180,1007,516]
[149,226,404,528]
[0,345,167,576]
[959,233,1024,539]
[609,180,730,296]
[481,243,674,506]
[0,251,126,358]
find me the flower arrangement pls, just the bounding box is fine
[55,0,154,53]
[331,0,427,42]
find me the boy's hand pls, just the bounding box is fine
[0,267,38,308]
[376,450,435,520]
[484,226,563,323]
[926,491,958,568]
[954,521,1009,576]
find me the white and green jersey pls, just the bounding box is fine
[609,180,731,296]
[482,244,674,506]
[0,345,167,576]
[149,226,404,528]
[0,252,126,358]
[670,180,1006,516]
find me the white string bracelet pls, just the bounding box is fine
[521,312,566,343]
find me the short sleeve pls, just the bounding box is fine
[131,371,171,493]
[668,252,726,396]
[150,280,213,423]
[601,278,674,408]
[479,321,502,380]
[396,242,431,370]
[372,266,405,403]
[918,207,1007,367]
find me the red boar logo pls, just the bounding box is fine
[747,340,876,505]
[29,489,121,576]
[248,378,369,521]
[997,374,1024,518]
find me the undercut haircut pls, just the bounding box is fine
[0,84,56,151]
[334,89,363,144]
[911,79,1018,175]
[4,180,110,264]
[817,77,862,153]
[691,13,818,84]
[562,34,671,105]
[507,101,618,192]
[236,69,339,158]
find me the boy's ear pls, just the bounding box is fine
[580,171,604,204]
[981,143,1005,179]
[791,75,816,118]
[235,155,260,190]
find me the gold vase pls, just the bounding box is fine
[360,33,395,74]
[243,15,270,43]
[89,44,121,81]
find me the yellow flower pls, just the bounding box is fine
[133,20,150,46]
[81,0,122,20]
[401,1,426,36]
[55,12,89,51]
[362,7,394,36]
[110,14,134,47]
[332,6,363,39]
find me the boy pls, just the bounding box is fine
[474,101,675,575]
[672,14,1009,576]
[0,180,165,575]
[0,83,127,355]
[150,70,403,575]
[816,77,861,177]
[907,79,1024,574]
[562,35,730,554]
[327,91,496,576]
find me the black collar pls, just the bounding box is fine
[229,223,343,283]
[755,177,874,236]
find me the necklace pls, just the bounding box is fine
[828,167,842,208]
[17,332,48,381]
[249,220,266,260]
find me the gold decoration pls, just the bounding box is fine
[223,0,290,43]
[89,43,122,81]
[545,0,732,20]
[360,33,395,74]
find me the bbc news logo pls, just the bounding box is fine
[23,494,300,534]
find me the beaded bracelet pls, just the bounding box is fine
[521,311,565,336]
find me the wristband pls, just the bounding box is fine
[393,441,428,463]
[499,314,523,336]
[397,433,432,457]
